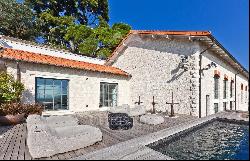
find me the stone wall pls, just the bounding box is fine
[112,34,249,117]
[201,49,249,117]
[112,35,201,116]
[4,60,130,112]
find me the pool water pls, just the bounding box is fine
[148,120,249,160]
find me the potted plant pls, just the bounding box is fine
[0,103,43,125]
[0,72,43,125]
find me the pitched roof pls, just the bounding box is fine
[130,30,211,36]
[0,35,105,65]
[0,48,130,77]
[105,30,211,65]
[105,30,249,78]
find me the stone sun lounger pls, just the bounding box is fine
[26,115,103,159]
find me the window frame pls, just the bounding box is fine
[214,76,220,99]
[99,82,118,107]
[241,84,244,103]
[35,77,69,111]
[230,80,234,98]
[223,79,228,99]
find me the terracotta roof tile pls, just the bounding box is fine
[0,48,130,77]
[130,30,211,36]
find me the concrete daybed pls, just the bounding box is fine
[26,115,103,159]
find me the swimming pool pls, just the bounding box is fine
[147,119,249,160]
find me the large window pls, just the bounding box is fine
[223,79,228,99]
[214,77,220,99]
[35,78,69,110]
[100,82,118,107]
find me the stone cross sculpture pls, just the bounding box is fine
[166,92,179,117]
[151,96,158,114]
[135,96,143,105]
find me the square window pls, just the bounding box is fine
[100,83,118,107]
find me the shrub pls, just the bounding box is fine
[0,72,24,104]
[0,102,43,117]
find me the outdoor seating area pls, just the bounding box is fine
[26,115,103,159]
[0,111,198,160]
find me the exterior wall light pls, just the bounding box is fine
[180,55,189,71]
[205,62,217,70]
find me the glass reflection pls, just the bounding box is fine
[36,78,68,110]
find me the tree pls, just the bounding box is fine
[25,0,109,25]
[25,0,109,44]
[25,0,131,58]
[37,12,75,48]
[0,0,37,40]
[64,17,131,58]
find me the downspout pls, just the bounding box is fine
[198,44,214,118]
[16,61,21,82]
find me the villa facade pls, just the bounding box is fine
[0,31,249,117]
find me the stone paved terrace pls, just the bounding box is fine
[0,111,248,160]
[74,111,249,160]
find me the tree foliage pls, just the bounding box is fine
[26,0,131,58]
[64,18,131,58]
[0,0,37,40]
[25,0,109,45]
[25,0,109,26]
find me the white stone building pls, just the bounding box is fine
[0,31,249,117]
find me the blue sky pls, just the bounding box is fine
[109,0,249,70]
